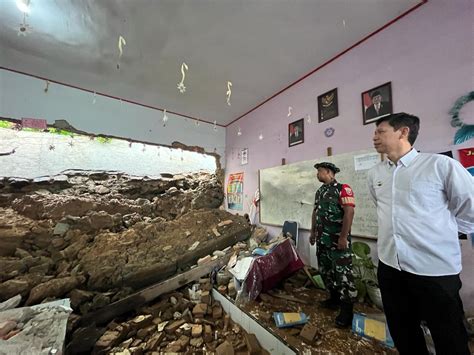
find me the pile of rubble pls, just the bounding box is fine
[66,277,267,354]
[243,269,398,354]
[0,171,251,317]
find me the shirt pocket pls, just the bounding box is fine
[410,181,444,209]
[372,178,390,199]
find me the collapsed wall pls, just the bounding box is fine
[0,170,250,316]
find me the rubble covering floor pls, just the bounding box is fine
[68,278,270,355]
[241,271,398,355]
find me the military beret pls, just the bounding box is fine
[314,162,340,174]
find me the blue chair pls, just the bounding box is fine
[282,221,299,244]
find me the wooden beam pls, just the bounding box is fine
[81,253,232,326]
[268,290,308,305]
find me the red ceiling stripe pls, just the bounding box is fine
[225,0,428,127]
[0,66,221,127]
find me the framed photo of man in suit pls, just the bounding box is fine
[361,82,393,125]
[288,119,304,147]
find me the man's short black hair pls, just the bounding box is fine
[376,112,420,145]
[370,90,382,98]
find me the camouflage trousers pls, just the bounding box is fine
[317,237,357,303]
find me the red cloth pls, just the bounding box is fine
[458,148,474,170]
[243,239,304,300]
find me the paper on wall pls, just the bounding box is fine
[354,152,380,171]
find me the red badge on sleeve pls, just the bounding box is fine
[340,184,355,206]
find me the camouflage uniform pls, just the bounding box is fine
[313,181,357,303]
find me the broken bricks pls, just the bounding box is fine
[199,278,212,291]
[203,324,213,343]
[165,319,186,334]
[244,332,263,355]
[212,227,221,237]
[130,314,153,329]
[95,329,124,350]
[299,323,319,343]
[217,220,233,228]
[191,324,203,338]
[212,303,223,320]
[216,340,234,355]
[145,332,164,351]
[192,303,208,318]
[200,290,211,304]
[228,280,236,298]
[197,255,212,265]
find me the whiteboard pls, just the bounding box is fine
[259,149,381,238]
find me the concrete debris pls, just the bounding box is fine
[0,170,251,314]
[90,283,263,354]
[244,332,263,354]
[0,171,259,352]
[53,222,70,236]
[213,250,226,258]
[197,255,212,266]
[188,241,200,251]
[216,340,234,355]
[300,323,319,343]
[0,295,22,312]
[0,299,71,354]
[217,220,233,228]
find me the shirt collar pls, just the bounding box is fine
[399,148,418,167]
[387,148,418,167]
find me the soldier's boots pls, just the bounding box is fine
[335,301,354,328]
[319,290,340,310]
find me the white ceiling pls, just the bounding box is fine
[0,0,422,126]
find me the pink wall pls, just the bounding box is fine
[225,0,474,314]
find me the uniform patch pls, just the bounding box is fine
[344,187,353,196]
[341,197,355,205]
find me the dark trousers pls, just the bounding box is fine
[377,261,469,355]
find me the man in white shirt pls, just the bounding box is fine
[368,113,473,355]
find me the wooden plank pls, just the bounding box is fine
[122,261,177,289]
[303,266,320,288]
[176,230,248,269]
[81,253,232,326]
[268,290,308,305]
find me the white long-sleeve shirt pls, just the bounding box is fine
[367,149,474,276]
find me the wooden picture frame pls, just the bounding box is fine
[362,82,393,125]
[288,119,304,147]
[318,88,339,123]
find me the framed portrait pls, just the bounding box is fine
[318,88,339,123]
[361,82,393,125]
[240,148,248,165]
[288,118,304,147]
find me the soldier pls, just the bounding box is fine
[310,162,357,327]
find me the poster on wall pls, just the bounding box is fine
[318,88,339,123]
[458,147,474,176]
[240,148,248,165]
[354,152,380,171]
[227,172,244,210]
[361,82,393,125]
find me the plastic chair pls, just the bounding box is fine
[282,220,298,244]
